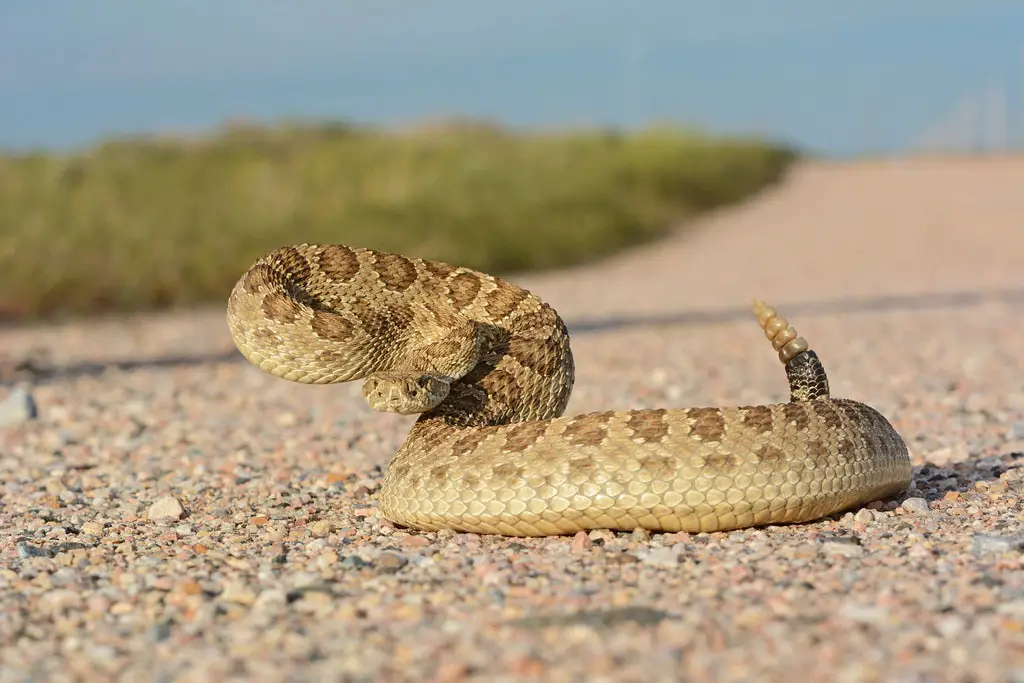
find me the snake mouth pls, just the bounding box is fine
[362,373,451,414]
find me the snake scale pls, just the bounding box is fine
[226,244,913,536]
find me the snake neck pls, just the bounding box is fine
[410,307,575,430]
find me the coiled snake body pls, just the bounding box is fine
[227,244,912,536]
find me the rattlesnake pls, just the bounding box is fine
[226,244,913,536]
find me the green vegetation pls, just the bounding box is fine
[0,120,797,320]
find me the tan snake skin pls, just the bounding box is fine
[226,244,913,536]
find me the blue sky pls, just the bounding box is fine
[2,1,1023,155]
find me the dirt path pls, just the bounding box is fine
[2,157,1023,682]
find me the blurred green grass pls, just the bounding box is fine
[0,119,797,320]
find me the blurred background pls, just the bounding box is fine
[1,1,1023,321]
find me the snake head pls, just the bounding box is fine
[361,373,451,415]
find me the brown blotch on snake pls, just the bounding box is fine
[260,293,304,325]
[270,246,314,285]
[446,272,483,310]
[567,456,598,477]
[638,454,676,479]
[493,462,526,479]
[484,287,530,321]
[502,421,549,451]
[755,444,787,463]
[356,303,417,339]
[315,245,360,283]
[423,260,457,280]
[626,409,670,443]
[227,245,913,536]
[429,465,448,485]
[451,431,490,457]
[516,306,559,338]
[481,368,521,403]
[240,264,272,296]
[805,439,830,461]
[687,407,727,443]
[310,310,354,340]
[505,338,558,376]
[252,327,279,343]
[704,451,739,471]
[741,405,775,435]
[413,423,451,453]
[815,402,844,430]
[561,411,616,448]
[375,253,419,292]
[782,403,811,432]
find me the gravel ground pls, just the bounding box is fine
[2,157,1024,682]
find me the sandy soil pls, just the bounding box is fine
[2,156,1023,682]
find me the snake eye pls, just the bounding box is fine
[416,376,431,389]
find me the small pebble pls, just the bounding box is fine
[220,581,258,605]
[400,535,430,549]
[80,521,104,536]
[838,602,888,626]
[934,615,966,638]
[995,601,1024,617]
[148,620,174,643]
[309,520,332,537]
[317,551,339,570]
[146,495,185,522]
[110,602,133,615]
[821,541,865,558]
[853,508,875,523]
[375,552,408,573]
[1007,421,1024,441]
[571,531,592,553]
[16,541,53,559]
[641,545,683,568]
[972,534,1024,555]
[0,387,37,427]
[38,589,81,615]
[901,497,931,514]
[339,556,368,570]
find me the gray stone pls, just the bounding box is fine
[16,541,54,559]
[641,544,684,567]
[972,533,1024,555]
[0,387,37,427]
[901,497,931,514]
[822,541,865,558]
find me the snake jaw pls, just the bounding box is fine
[362,373,451,414]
